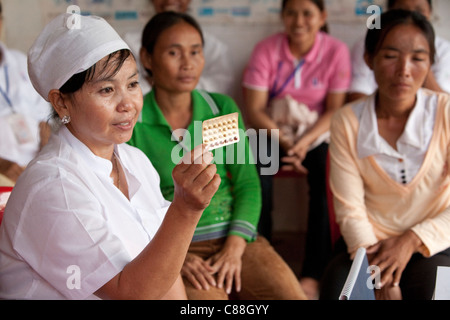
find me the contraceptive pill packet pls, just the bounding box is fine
[202,113,240,150]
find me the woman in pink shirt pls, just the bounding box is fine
[242,0,351,299]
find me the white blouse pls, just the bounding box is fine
[355,89,437,185]
[0,126,170,300]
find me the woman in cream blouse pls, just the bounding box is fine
[321,9,450,300]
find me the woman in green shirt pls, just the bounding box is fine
[128,11,306,300]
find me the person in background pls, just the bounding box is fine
[128,11,307,300]
[242,0,351,299]
[321,9,450,300]
[348,0,450,102]
[0,1,51,185]
[0,12,219,300]
[124,0,234,97]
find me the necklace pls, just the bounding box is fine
[113,154,120,190]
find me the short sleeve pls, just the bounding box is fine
[328,41,352,92]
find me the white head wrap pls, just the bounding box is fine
[28,13,130,101]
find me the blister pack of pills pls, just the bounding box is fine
[202,112,240,150]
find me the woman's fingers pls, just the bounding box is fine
[172,144,220,212]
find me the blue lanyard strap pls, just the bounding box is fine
[0,65,12,109]
[269,59,305,100]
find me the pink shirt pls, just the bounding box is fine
[243,32,351,114]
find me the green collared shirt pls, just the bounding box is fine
[128,89,261,242]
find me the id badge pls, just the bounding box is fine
[6,113,34,144]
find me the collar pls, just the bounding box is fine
[58,126,143,197]
[280,32,324,64]
[357,89,426,159]
[139,89,219,127]
[58,126,114,179]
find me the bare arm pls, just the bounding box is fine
[243,87,276,131]
[243,87,292,151]
[283,91,347,173]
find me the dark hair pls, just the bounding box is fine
[141,11,204,77]
[365,9,435,64]
[59,49,132,94]
[53,49,132,119]
[281,0,328,33]
[388,0,432,10]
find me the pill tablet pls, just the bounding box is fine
[203,113,240,150]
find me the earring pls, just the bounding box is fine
[61,115,71,125]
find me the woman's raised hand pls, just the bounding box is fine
[172,144,221,215]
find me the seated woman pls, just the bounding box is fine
[0,13,219,300]
[321,9,450,300]
[128,11,306,300]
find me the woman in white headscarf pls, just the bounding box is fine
[0,12,219,300]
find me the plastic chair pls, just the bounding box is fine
[0,186,13,225]
[326,152,341,248]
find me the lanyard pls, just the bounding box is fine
[269,59,305,100]
[0,65,12,109]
